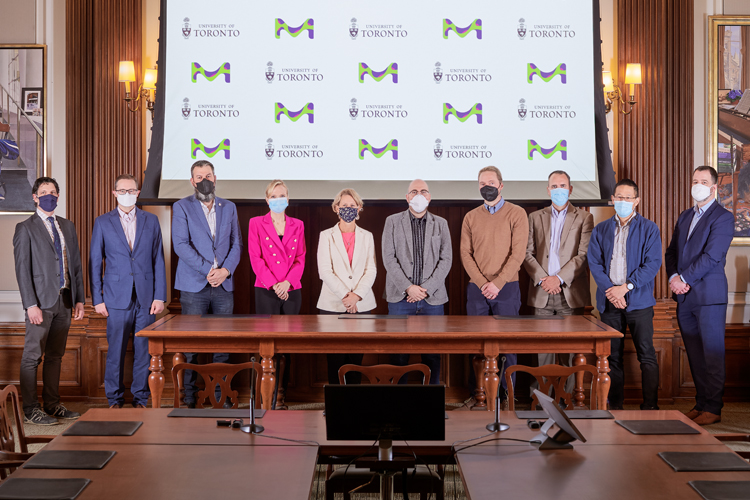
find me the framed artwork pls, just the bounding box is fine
[21,87,43,114]
[0,45,46,213]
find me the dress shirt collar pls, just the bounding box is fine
[694,197,715,215]
[484,197,505,214]
[616,211,637,228]
[117,206,136,221]
[550,203,568,218]
[409,210,427,223]
[36,208,54,221]
[200,200,216,216]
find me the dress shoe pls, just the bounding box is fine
[133,403,147,409]
[109,403,123,409]
[187,402,196,409]
[692,411,721,425]
[685,408,702,420]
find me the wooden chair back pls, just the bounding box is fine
[338,364,431,385]
[0,385,25,455]
[505,363,599,411]
[171,361,261,409]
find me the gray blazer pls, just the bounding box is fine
[381,210,452,305]
[13,214,85,310]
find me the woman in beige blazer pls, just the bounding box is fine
[317,188,377,384]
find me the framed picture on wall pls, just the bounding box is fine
[21,87,43,115]
[709,16,750,245]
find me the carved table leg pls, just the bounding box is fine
[148,341,164,409]
[173,352,186,406]
[259,340,276,411]
[472,355,487,409]
[573,353,586,408]
[596,354,611,410]
[483,355,500,412]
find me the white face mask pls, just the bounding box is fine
[409,194,429,213]
[691,184,712,203]
[117,193,138,207]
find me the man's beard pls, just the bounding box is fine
[195,189,215,203]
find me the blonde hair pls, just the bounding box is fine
[478,166,503,183]
[265,179,288,199]
[332,188,364,212]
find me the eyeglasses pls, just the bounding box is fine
[115,189,139,195]
[408,189,430,196]
[613,196,637,202]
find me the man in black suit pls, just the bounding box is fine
[13,177,85,425]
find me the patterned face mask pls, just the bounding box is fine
[338,206,358,223]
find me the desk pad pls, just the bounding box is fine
[615,420,700,435]
[659,452,750,472]
[689,480,750,500]
[62,421,142,436]
[0,478,90,500]
[23,450,116,470]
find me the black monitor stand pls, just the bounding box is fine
[352,439,416,500]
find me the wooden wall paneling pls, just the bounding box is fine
[617,0,693,300]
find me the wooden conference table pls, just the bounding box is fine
[9,409,750,499]
[137,314,621,410]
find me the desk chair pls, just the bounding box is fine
[171,362,261,409]
[505,364,599,411]
[325,364,444,500]
[0,385,54,480]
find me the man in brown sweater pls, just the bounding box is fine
[461,166,529,404]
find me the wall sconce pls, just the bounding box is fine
[118,61,157,119]
[603,63,642,115]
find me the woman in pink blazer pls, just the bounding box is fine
[247,179,306,408]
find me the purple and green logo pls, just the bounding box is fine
[443,103,482,124]
[527,63,566,84]
[192,62,231,83]
[191,138,231,159]
[275,18,314,39]
[528,140,567,160]
[359,139,398,160]
[359,63,398,83]
[443,19,482,39]
[275,102,314,123]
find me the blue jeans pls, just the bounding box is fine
[466,282,520,397]
[388,299,443,385]
[179,285,233,404]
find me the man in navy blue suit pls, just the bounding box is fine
[666,166,734,425]
[172,160,242,408]
[90,174,167,408]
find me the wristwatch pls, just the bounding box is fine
[626,280,634,291]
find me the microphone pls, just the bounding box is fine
[241,357,265,434]
[486,356,510,432]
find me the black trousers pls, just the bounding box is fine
[600,301,659,409]
[20,289,71,415]
[319,309,363,384]
[255,287,301,408]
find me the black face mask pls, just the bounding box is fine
[195,178,215,196]
[480,185,499,202]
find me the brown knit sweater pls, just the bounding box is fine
[460,201,529,290]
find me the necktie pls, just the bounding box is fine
[47,217,65,288]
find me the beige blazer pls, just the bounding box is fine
[523,203,594,309]
[317,224,377,312]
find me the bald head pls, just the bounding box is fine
[408,179,429,194]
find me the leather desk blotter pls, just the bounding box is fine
[168,408,266,418]
[516,410,614,419]
[615,419,700,435]
[62,421,142,436]
[23,450,116,470]
[0,478,90,500]
[338,314,407,319]
[658,452,750,472]
[689,481,750,500]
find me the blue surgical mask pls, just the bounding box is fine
[268,197,288,214]
[37,194,58,212]
[614,201,634,219]
[550,188,569,207]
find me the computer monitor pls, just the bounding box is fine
[324,385,446,442]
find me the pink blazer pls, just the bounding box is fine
[248,213,306,289]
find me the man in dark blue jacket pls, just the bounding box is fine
[588,179,662,410]
[665,166,734,425]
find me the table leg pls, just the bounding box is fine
[573,353,586,408]
[596,354,611,410]
[148,341,164,409]
[472,355,487,409]
[483,355,500,412]
[173,353,186,406]
[259,341,276,411]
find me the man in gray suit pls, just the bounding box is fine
[13,177,85,425]
[383,179,452,384]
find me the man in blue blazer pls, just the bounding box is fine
[665,166,734,425]
[173,160,242,408]
[90,174,167,408]
[588,179,662,410]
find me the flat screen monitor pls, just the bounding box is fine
[324,384,445,441]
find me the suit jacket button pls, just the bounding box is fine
[130,273,134,276]
[349,276,352,279]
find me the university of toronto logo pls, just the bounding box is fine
[182,98,191,119]
[350,18,359,39]
[434,62,443,83]
[517,18,527,39]
[350,98,359,119]
[518,99,527,120]
[434,139,443,160]
[265,138,275,159]
[182,18,191,39]
[265,62,275,83]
